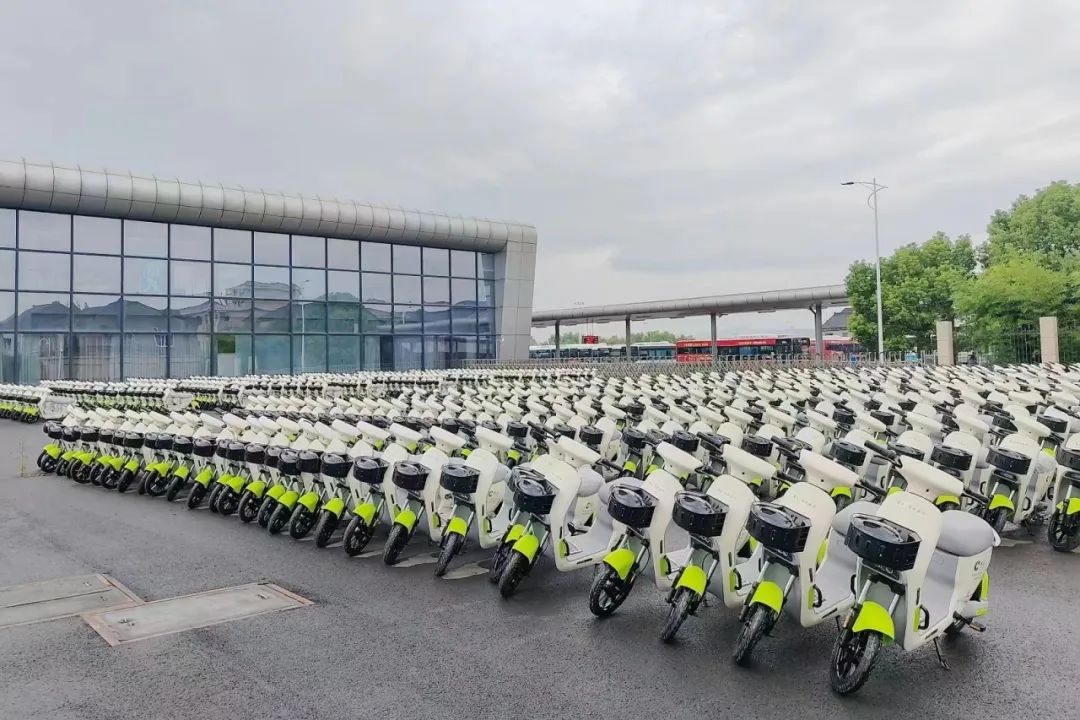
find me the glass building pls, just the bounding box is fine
[0,160,537,383]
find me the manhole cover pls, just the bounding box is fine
[0,574,142,630]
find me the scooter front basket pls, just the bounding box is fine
[45,422,63,440]
[278,451,300,476]
[891,443,924,460]
[193,438,214,458]
[622,427,647,452]
[264,445,283,469]
[930,445,971,472]
[173,437,194,456]
[845,514,920,572]
[124,432,144,450]
[353,456,389,485]
[391,461,429,492]
[579,425,604,450]
[81,428,99,444]
[226,441,246,463]
[298,450,322,474]
[1058,447,1080,473]
[741,435,773,460]
[986,446,1031,475]
[830,440,866,468]
[870,410,894,428]
[155,434,173,452]
[321,453,350,479]
[607,483,658,529]
[244,443,266,465]
[670,430,699,454]
[512,468,556,515]
[440,464,480,494]
[747,502,811,554]
[506,421,528,440]
[673,491,728,537]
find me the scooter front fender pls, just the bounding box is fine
[297,491,320,513]
[278,490,300,510]
[266,483,287,501]
[323,497,345,517]
[675,563,708,596]
[511,533,541,563]
[245,480,267,498]
[1058,497,1080,516]
[353,501,377,525]
[851,600,895,641]
[749,580,784,614]
[394,508,417,531]
[193,467,214,487]
[223,475,246,494]
[603,547,637,581]
[446,516,469,537]
[989,494,1015,512]
[43,444,61,459]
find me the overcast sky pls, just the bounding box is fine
[3,1,1079,342]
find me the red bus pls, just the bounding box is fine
[810,337,865,361]
[675,337,811,363]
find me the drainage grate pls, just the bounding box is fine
[82,582,312,646]
[0,574,142,630]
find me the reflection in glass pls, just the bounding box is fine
[171,225,211,260]
[393,335,423,370]
[478,306,494,334]
[214,262,252,297]
[19,251,70,291]
[328,238,359,270]
[393,245,421,274]
[451,278,476,304]
[214,299,252,332]
[328,270,359,300]
[291,302,326,333]
[423,247,450,276]
[214,229,252,262]
[254,335,291,373]
[361,304,392,333]
[0,249,14,289]
[124,257,168,294]
[363,335,393,370]
[124,296,168,334]
[18,333,69,384]
[0,209,14,248]
[424,335,450,369]
[291,235,325,267]
[479,280,495,306]
[450,305,478,335]
[451,250,476,278]
[393,274,422,305]
[0,333,10,381]
[328,335,360,371]
[254,298,290,333]
[124,220,168,257]
[0,291,13,331]
[328,303,360,333]
[361,241,391,272]
[73,294,121,331]
[170,260,211,296]
[479,252,496,279]
[123,334,167,378]
[361,272,391,304]
[393,305,423,334]
[73,254,121,293]
[215,334,253,377]
[74,216,121,254]
[19,211,70,251]
[423,276,450,304]
[254,232,290,265]
[422,306,452,335]
[254,266,291,298]
[170,334,211,378]
[294,335,327,373]
[71,333,121,380]
[169,297,212,333]
[479,335,496,360]
[18,292,70,331]
[292,268,325,299]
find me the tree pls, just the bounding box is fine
[845,232,976,351]
[985,181,1080,267]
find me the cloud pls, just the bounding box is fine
[2,0,1079,341]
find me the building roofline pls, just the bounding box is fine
[0,157,535,253]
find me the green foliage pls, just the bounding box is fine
[985,181,1080,267]
[845,232,975,351]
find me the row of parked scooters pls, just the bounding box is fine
[32,361,1080,695]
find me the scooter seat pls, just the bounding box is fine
[577,467,604,497]
[831,500,880,537]
[937,510,997,557]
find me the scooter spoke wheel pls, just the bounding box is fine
[72,463,92,484]
[660,587,696,643]
[733,604,775,667]
[829,629,883,696]
[435,532,464,577]
[55,459,69,477]
[488,542,512,583]
[237,490,260,523]
[146,473,170,497]
[498,551,531,599]
[1047,511,1080,552]
[342,516,373,556]
[288,506,315,539]
[207,483,225,513]
[589,565,632,618]
[36,451,48,470]
[985,507,1008,534]
[87,464,104,486]
[40,456,58,474]
[313,511,338,548]
[102,468,120,490]
[267,503,291,535]
[165,476,186,502]
[217,489,240,516]
[382,523,409,565]
[116,468,136,493]
[186,482,208,509]
[65,460,80,480]
[256,496,277,528]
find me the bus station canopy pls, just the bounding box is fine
[531,284,849,328]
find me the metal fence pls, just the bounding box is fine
[951,324,1042,366]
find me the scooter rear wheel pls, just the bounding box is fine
[589,565,633,618]
[342,516,373,556]
[498,551,530,598]
[733,604,775,667]
[1047,510,1080,552]
[237,490,260,523]
[660,587,695,643]
[382,523,409,565]
[435,532,464,577]
[829,628,883,696]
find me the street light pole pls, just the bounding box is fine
[842,179,887,360]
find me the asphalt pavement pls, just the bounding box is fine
[1,421,1077,720]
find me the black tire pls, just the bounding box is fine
[87,463,105,486]
[589,564,633,618]
[343,516,373,556]
[660,587,695,643]
[435,532,465,577]
[55,459,69,477]
[985,506,1008,534]
[65,459,80,480]
[1047,510,1080,552]
[257,496,277,528]
[40,455,58,474]
[135,469,150,495]
[217,488,240,516]
[238,490,261,523]
[833,494,853,512]
[186,482,208,509]
[488,541,513,583]
[207,483,225,513]
[313,511,338,548]
[146,472,171,497]
[101,468,120,490]
[382,523,410,565]
[733,604,776,667]
[36,450,48,470]
[498,551,531,598]
[165,475,186,502]
[829,629,884,696]
[72,462,92,484]
[116,468,136,493]
[288,505,316,539]
[267,503,291,535]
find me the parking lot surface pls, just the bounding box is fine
[1,423,1077,720]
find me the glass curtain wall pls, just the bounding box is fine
[0,208,495,381]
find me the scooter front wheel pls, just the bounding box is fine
[733,604,775,667]
[72,462,92,484]
[498,551,531,599]
[313,511,338,548]
[660,587,696,643]
[435,532,464,577]
[829,628,883,696]
[1047,510,1080,552]
[40,455,58,474]
[589,565,633,617]
[984,506,1008,534]
[135,470,150,495]
[288,505,316,539]
[267,503,291,535]
[145,473,171,497]
[206,483,225,512]
[36,450,48,470]
[256,496,277,528]
[382,523,409,565]
[342,516,373,556]
[237,490,261,523]
[186,482,208,509]
[165,475,186,502]
[101,468,120,490]
[488,541,512,583]
[217,488,240,516]
[116,468,137,493]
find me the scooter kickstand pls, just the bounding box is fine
[933,638,951,671]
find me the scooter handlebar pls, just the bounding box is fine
[863,440,899,463]
[963,487,992,507]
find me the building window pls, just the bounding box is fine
[19,211,70,251]
[124,220,168,257]
[74,216,121,254]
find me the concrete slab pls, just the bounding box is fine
[82,582,311,646]
[0,574,142,629]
